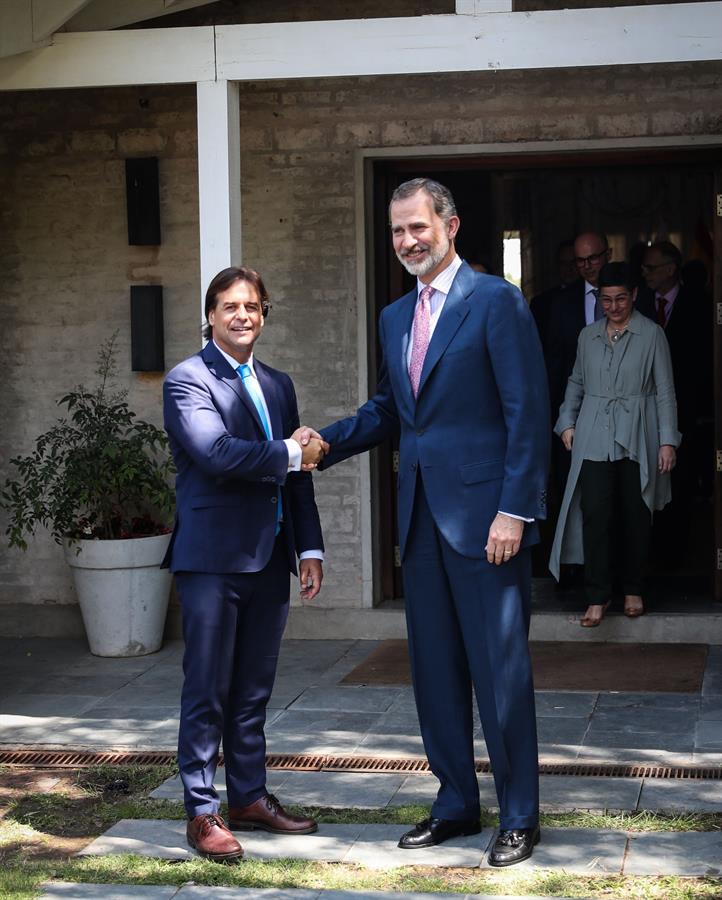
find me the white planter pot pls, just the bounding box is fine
[64,533,172,657]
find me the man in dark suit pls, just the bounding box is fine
[315,178,549,866]
[163,266,327,862]
[529,239,577,352]
[545,231,611,424]
[638,241,713,562]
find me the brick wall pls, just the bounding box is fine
[1,59,721,626]
[0,85,199,612]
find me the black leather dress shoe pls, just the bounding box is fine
[488,824,540,867]
[398,816,481,849]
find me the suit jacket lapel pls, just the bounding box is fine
[416,264,471,398]
[202,341,266,436]
[387,287,417,411]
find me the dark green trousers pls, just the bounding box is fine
[579,458,652,605]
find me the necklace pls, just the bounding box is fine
[608,321,630,343]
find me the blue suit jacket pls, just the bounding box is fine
[320,262,550,560]
[162,341,323,575]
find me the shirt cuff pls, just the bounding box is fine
[299,550,324,561]
[284,438,302,471]
[499,510,534,523]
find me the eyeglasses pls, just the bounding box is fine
[641,262,670,272]
[574,250,608,266]
[600,296,632,307]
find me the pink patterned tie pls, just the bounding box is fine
[408,285,435,398]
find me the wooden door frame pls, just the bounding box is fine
[354,136,722,606]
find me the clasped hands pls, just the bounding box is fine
[291,427,329,470]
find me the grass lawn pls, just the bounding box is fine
[1,764,720,900]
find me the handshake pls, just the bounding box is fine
[291,427,329,471]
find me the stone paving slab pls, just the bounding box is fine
[638,778,722,812]
[78,819,363,863]
[41,887,584,900]
[78,818,648,875]
[538,775,641,812]
[344,823,493,869]
[177,888,319,899]
[510,827,626,874]
[150,770,641,814]
[40,886,178,899]
[149,770,290,802]
[625,830,722,876]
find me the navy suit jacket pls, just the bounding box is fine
[320,262,550,560]
[162,341,323,575]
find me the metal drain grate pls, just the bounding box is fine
[0,748,720,779]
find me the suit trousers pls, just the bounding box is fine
[175,536,290,818]
[402,479,539,830]
[579,458,651,604]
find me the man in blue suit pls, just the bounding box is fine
[317,179,549,866]
[163,266,327,863]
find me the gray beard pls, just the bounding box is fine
[398,239,449,277]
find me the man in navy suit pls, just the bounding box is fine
[316,179,550,866]
[163,266,327,863]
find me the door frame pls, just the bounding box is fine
[353,135,722,607]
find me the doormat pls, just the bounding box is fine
[341,640,707,693]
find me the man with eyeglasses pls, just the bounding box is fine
[546,232,611,430]
[638,241,713,566]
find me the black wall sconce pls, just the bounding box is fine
[125,157,161,246]
[131,285,165,372]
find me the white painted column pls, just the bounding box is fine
[455,0,513,13]
[196,79,241,332]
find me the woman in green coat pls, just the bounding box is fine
[549,262,680,626]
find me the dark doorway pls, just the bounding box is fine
[369,148,720,605]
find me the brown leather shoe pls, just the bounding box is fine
[228,793,318,834]
[187,813,244,863]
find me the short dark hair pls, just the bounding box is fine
[598,261,635,292]
[648,240,682,271]
[203,266,269,342]
[389,177,457,224]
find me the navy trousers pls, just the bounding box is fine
[175,537,290,818]
[402,482,539,830]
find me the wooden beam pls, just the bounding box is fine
[0,27,215,89]
[0,4,720,91]
[214,3,722,80]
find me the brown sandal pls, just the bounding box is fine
[580,600,611,627]
[624,595,644,618]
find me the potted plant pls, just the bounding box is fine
[1,334,175,657]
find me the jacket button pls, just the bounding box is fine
[411,463,417,471]
[270,496,278,504]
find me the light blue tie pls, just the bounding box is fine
[238,363,282,533]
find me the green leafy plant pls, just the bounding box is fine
[1,333,174,548]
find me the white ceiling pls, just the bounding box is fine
[0,0,217,58]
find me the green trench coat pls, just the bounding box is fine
[549,309,680,581]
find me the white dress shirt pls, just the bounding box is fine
[214,342,323,561]
[406,257,532,524]
[405,254,463,368]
